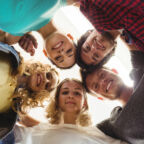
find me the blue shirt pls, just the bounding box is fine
[0,0,66,36]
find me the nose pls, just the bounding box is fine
[58,47,64,53]
[68,92,74,99]
[100,78,107,88]
[91,43,96,52]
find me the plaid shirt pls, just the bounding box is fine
[80,0,144,52]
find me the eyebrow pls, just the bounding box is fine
[62,88,69,90]
[92,56,97,62]
[68,54,73,57]
[59,59,64,63]
[75,88,82,90]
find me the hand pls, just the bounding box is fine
[19,34,38,56]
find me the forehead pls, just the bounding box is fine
[61,81,83,90]
[86,68,117,81]
[87,30,97,40]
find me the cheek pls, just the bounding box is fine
[58,95,65,107]
[76,97,84,109]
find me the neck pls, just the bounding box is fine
[38,20,57,39]
[64,112,77,124]
[119,86,133,105]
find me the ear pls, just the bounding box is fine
[83,99,88,109]
[67,33,74,41]
[43,49,48,57]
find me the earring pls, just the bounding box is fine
[67,33,74,41]
[111,68,118,74]
[97,97,103,100]
[43,49,48,57]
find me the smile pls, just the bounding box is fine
[52,41,63,49]
[37,73,43,86]
[106,80,113,92]
[65,101,75,105]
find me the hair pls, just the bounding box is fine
[80,67,108,93]
[45,34,76,69]
[46,78,91,127]
[12,62,59,115]
[76,30,116,71]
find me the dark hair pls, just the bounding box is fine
[76,30,116,71]
[80,67,107,93]
[48,57,76,69]
[80,69,93,93]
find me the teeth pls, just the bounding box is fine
[54,41,63,49]
[37,74,41,86]
[106,81,112,92]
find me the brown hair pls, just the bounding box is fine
[46,78,91,127]
[76,30,116,71]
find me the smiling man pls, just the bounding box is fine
[81,67,133,105]
[76,29,118,70]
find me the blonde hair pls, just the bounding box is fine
[12,62,59,114]
[46,78,91,127]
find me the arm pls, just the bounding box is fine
[97,106,123,140]
[5,33,22,45]
[109,74,144,144]
[18,20,56,56]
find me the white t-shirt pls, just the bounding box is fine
[15,124,127,144]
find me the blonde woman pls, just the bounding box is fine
[14,79,127,144]
[0,42,59,143]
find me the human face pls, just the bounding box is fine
[58,81,85,114]
[86,68,124,99]
[46,32,76,68]
[81,30,115,65]
[28,70,58,92]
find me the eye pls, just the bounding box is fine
[83,45,90,52]
[74,91,82,96]
[94,53,99,58]
[46,72,52,80]
[93,37,97,43]
[45,82,51,90]
[55,56,62,61]
[66,48,72,54]
[100,73,105,79]
[94,83,99,90]
[62,91,69,95]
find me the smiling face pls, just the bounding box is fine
[46,32,76,68]
[28,70,59,92]
[80,30,115,65]
[58,80,85,114]
[85,68,124,99]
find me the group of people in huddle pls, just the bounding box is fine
[0,0,144,144]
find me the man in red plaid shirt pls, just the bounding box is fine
[76,0,144,70]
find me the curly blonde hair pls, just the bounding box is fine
[12,62,59,114]
[46,78,91,127]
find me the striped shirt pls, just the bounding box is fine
[80,0,144,52]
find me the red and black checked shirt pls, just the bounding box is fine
[80,0,144,52]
